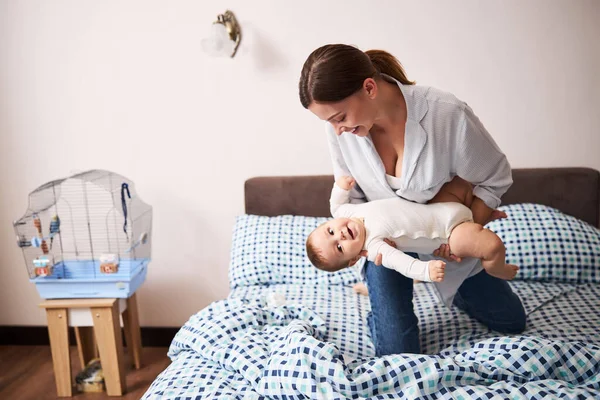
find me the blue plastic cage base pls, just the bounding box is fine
[30,259,149,299]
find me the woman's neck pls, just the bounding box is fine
[370,78,407,136]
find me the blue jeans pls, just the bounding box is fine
[365,257,526,355]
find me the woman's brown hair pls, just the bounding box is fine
[299,44,414,108]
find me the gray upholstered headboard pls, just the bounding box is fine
[245,168,600,228]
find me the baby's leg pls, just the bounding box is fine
[428,176,474,207]
[429,177,505,225]
[448,222,519,280]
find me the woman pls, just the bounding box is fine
[299,44,526,355]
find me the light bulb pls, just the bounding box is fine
[201,23,235,58]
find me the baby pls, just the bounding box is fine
[306,176,519,283]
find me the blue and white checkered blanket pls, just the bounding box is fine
[143,281,600,399]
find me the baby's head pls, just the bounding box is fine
[306,217,366,272]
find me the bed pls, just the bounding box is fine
[143,168,600,399]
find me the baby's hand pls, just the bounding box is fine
[336,176,355,191]
[428,260,446,282]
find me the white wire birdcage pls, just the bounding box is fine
[13,169,152,298]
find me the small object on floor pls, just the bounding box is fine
[75,358,105,393]
[352,282,369,296]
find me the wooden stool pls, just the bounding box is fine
[40,294,142,397]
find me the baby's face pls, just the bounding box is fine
[313,217,365,268]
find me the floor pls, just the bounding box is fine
[0,345,171,399]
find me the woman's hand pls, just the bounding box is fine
[433,244,462,263]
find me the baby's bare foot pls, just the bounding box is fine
[506,264,519,280]
[429,260,446,282]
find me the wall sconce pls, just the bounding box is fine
[201,10,242,58]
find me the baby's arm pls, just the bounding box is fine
[330,176,358,218]
[368,240,445,282]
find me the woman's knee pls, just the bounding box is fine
[457,270,526,333]
[492,295,526,334]
[496,308,526,334]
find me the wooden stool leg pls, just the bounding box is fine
[46,308,72,397]
[122,311,134,365]
[75,326,97,369]
[92,303,126,396]
[123,293,142,369]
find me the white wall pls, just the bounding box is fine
[1,0,598,326]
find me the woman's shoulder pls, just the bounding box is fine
[411,84,467,111]
[405,85,472,128]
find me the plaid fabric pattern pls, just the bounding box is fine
[229,215,361,289]
[487,203,600,283]
[144,281,600,399]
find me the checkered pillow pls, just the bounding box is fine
[487,203,600,283]
[229,214,361,289]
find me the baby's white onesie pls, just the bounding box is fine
[330,184,473,282]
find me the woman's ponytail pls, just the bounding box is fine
[365,49,415,85]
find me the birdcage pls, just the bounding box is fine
[13,170,152,299]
